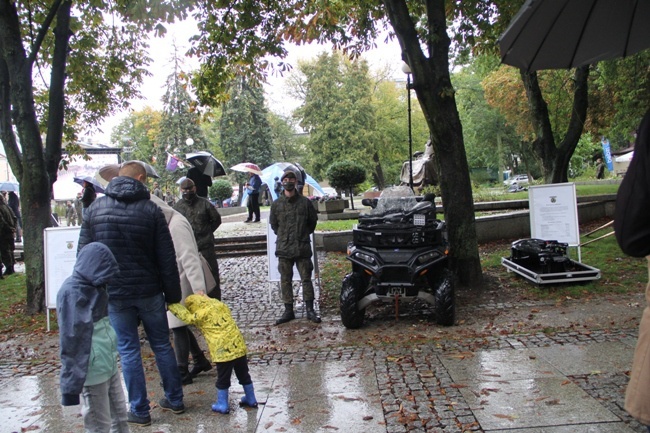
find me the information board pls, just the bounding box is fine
[44,226,81,309]
[528,183,579,246]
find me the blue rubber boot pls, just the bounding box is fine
[211,388,230,414]
[240,383,258,408]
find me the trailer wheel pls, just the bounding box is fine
[340,272,366,329]
[433,268,455,326]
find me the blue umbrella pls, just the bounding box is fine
[0,181,19,192]
[259,162,325,201]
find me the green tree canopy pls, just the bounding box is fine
[219,76,273,190]
[0,0,189,313]
[326,160,366,210]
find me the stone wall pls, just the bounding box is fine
[315,195,616,251]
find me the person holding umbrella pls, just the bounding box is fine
[186,166,212,199]
[244,171,262,223]
[81,180,97,220]
[0,193,17,277]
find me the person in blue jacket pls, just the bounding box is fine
[244,171,262,223]
[57,242,130,433]
[78,161,184,427]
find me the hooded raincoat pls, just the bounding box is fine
[168,295,246,363]
[57,242,120,406]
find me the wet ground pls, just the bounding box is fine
[1,212,648,432]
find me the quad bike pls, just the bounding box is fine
[340,187,455,328]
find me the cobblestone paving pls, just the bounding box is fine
[1,250,646,432]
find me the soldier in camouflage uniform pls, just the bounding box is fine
[0,194,17,276]
[174,178,222,300]
[269,170,320,325]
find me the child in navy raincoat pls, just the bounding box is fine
[57,242,129,432]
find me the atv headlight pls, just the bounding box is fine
[354,252,376,265]
[417,251,440,264]
[413,214,426,226]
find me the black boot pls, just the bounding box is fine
[178,365,193,385]
[305,300,322,324]
[3,266,14,276]
[275,303,295,325]
[189,353,213,378]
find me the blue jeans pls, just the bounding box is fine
[109,293,183,417]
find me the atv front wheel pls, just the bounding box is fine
[433,268,455,326]
[340,272,366,329]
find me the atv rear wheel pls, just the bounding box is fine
[433,268,455,326]
[340,272,366,329]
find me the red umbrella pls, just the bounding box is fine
[230,162,262,175]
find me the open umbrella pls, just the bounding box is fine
[186,151,226,177]
[73,175,105,194]
[0,181,19,192]
[499,0,650,71]
[230,162,262,176]
[260,162,325,201]
[95,161,160,187]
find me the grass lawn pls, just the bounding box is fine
[317,221,647,313]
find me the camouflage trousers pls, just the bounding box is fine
[278,257,314,304]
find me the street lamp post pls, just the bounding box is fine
[402,62,414,191]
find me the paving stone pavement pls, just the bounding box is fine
[1,217,648,432]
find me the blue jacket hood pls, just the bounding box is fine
[74,242,119,286]
[105,176,150,202]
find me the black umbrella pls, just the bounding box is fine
[499,0,650,71]
[73,176,105,194]
[187,152,226,177]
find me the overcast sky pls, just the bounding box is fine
[88,21,403,145]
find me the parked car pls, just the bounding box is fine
[503,174,529,186]
[222,192,239,207]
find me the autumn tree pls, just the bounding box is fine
[185,1,500,286]
[154,50,210,189]
[111,107,162,164]
[0,0,188,313]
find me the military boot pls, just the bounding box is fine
[275,303,295,325]
[305,300,321,323]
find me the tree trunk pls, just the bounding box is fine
[371,151,385,189]
[0,0,69,314]
[520,66,590,184]
[383,0,482,287]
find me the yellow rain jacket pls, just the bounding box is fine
[168,295,247,363]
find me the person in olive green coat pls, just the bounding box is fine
[269,170,320,325]
[168,294,257,414]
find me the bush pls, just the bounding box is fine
[210,180,233,202]
[326,160,366,194]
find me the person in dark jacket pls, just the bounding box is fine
[57,242,129,433]
[78,161,184,427]
[174,178,223,300]
[0,193,17,276]
[244,171,262,223]
[81,181,97,220]
[614,109,650,430]
[7,191,21,242]
[186,166,212,198]
[269,170,320,325]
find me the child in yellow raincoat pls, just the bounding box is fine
[168,294,257,413]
